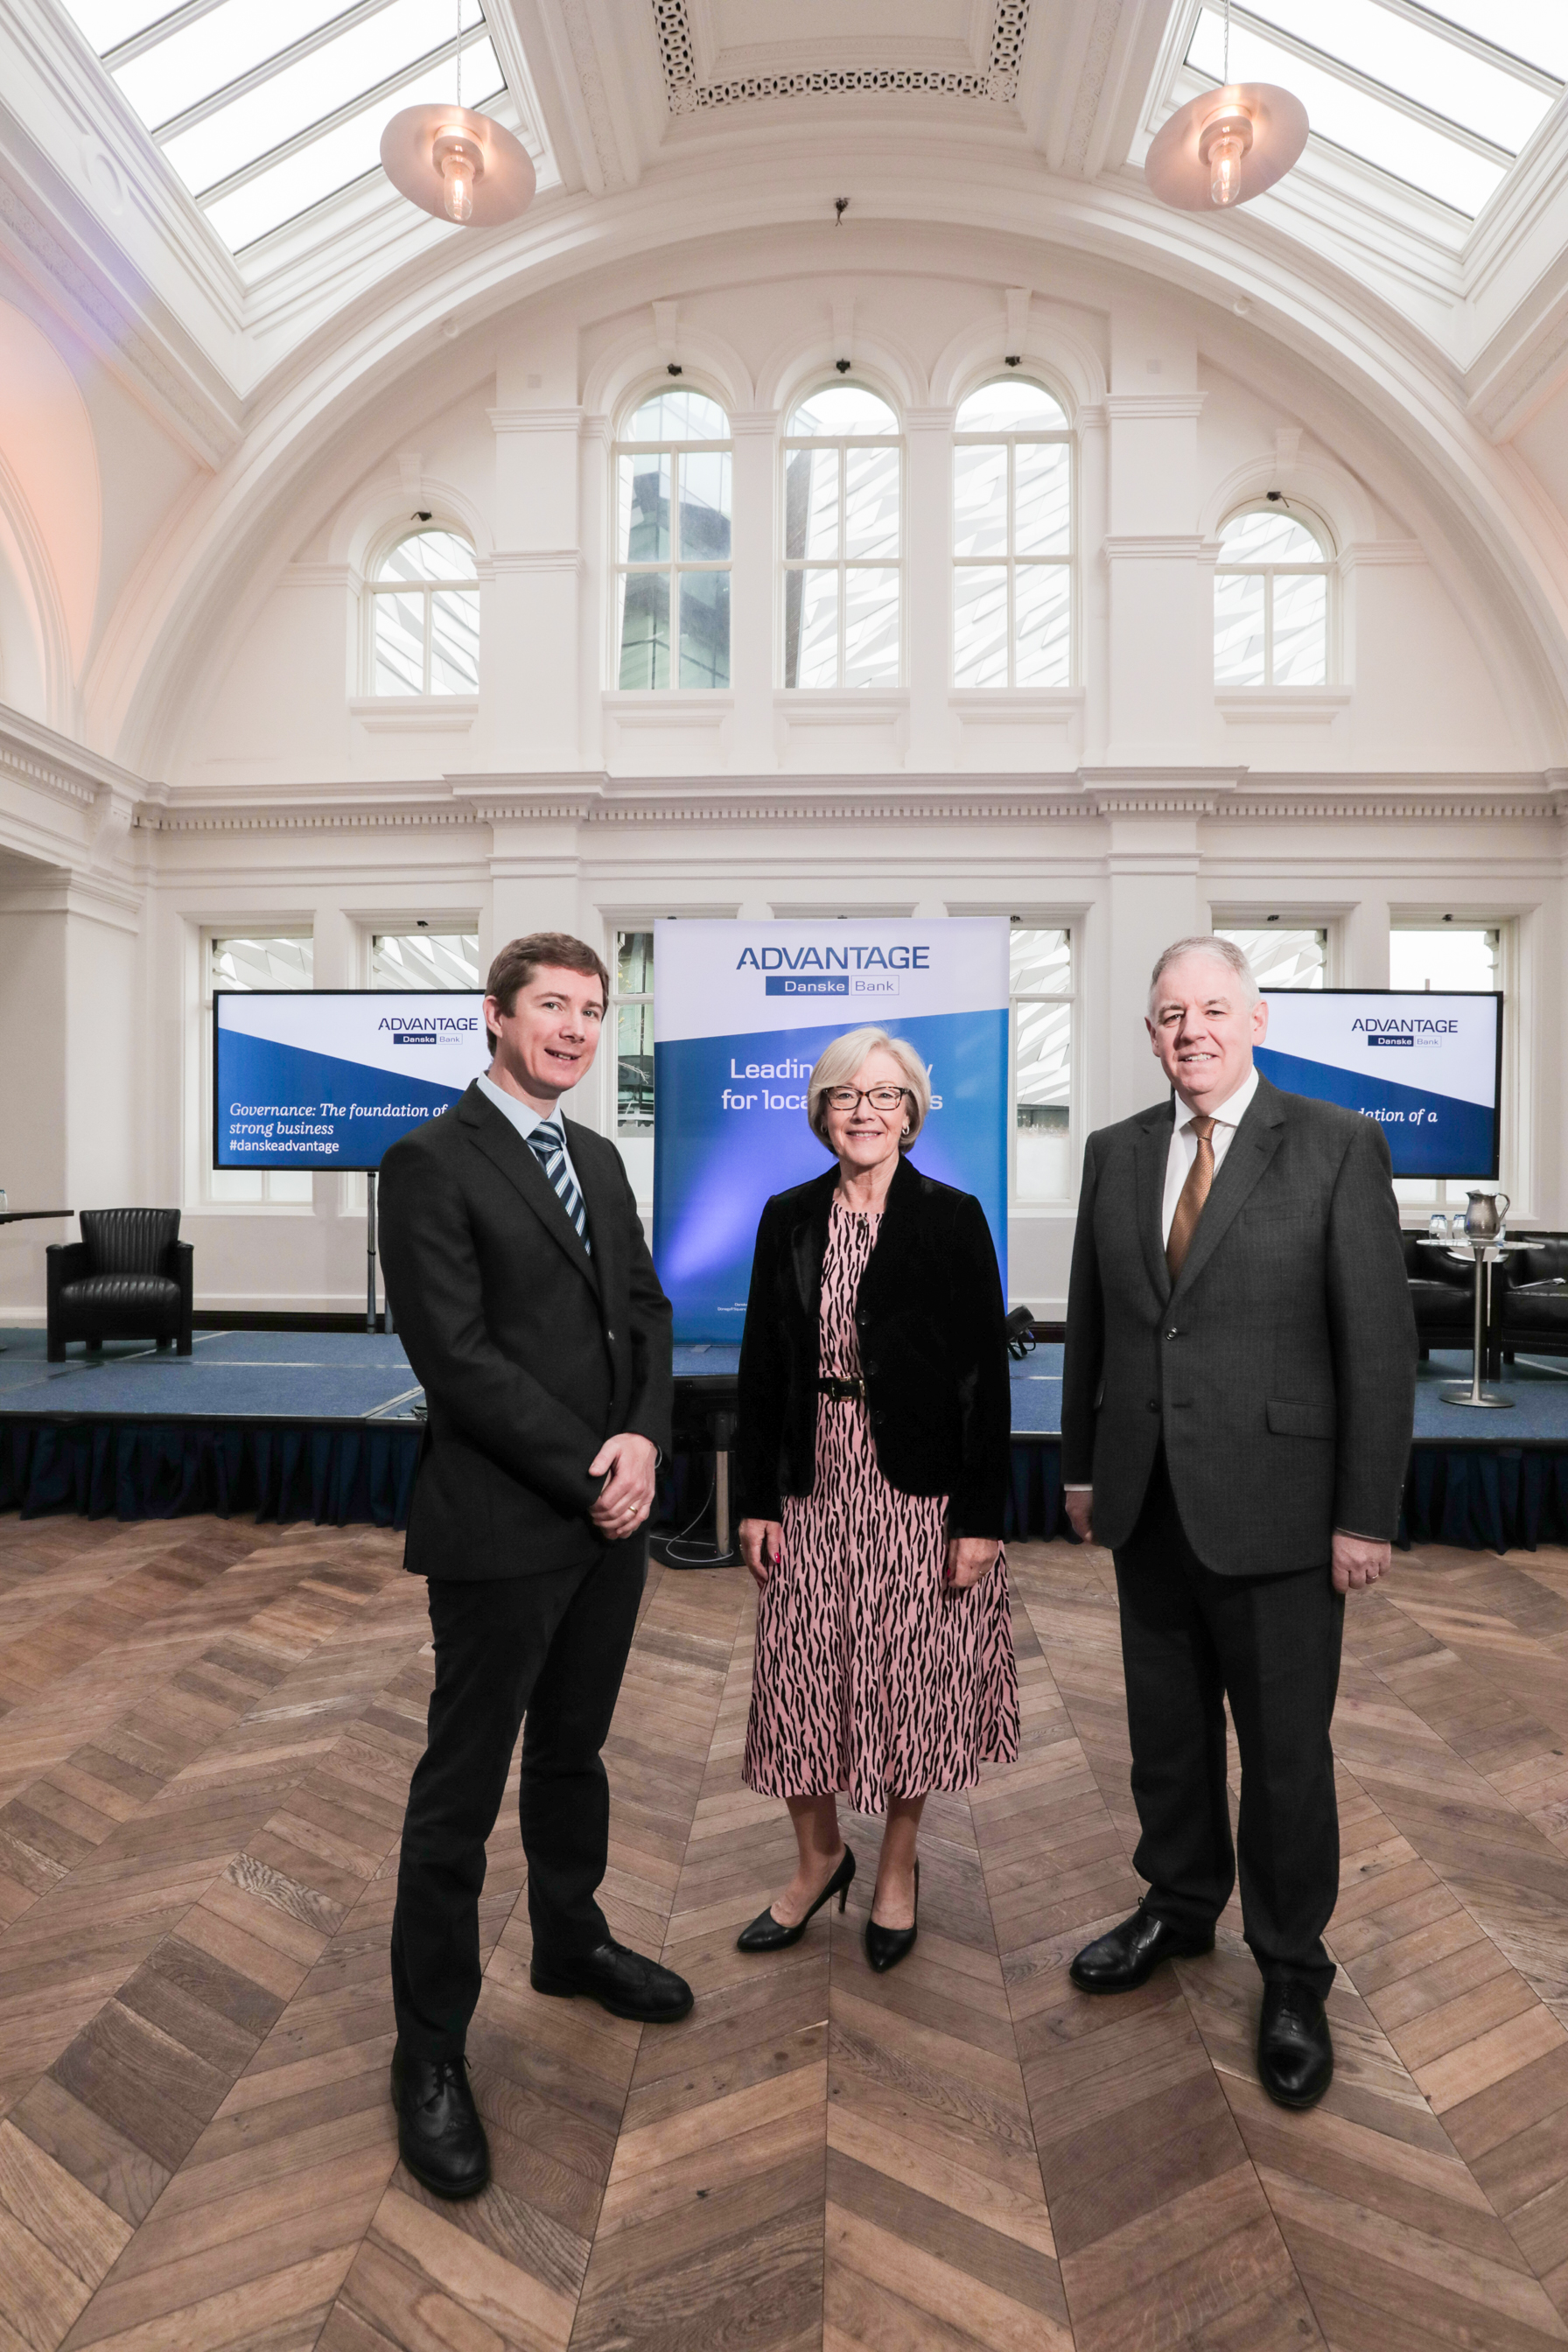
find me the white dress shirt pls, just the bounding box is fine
[1160,1065,1260,1247]
[475,1071,585,1200]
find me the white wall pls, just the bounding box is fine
[2,239,1564,1325]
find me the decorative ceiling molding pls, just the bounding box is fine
[127,766,1568,836]
[1061,0,1125,176]
[557,0,628,190]
[0,178,231,468]
[653,0,1032,115]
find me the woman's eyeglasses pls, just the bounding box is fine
[822,1085,911,1112]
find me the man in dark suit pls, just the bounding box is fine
[1060,934,1416,2110]
[377,931,688,2201]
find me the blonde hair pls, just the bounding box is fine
[807,1027,931,1152]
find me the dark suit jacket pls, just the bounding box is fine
[1060,1074,1417,1576]
[735,1154,1010,1538]
[377,1082,673,1581]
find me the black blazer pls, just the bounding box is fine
[1060,1074,1417,1576]
[377,1082,673,1580]
[735,1154,1010,1538]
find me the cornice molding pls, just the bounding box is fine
[489,549,587,576]
[0,705,144,815]
[1102,393,1208,420]
[487,407,588,436]
[1102,535,1206,560]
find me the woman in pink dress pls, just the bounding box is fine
[734,1026,1017,1973]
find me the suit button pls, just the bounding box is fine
[1147,1400,1159,1412]
[1166,1327,1179,1340]
[606,1329,615,1342]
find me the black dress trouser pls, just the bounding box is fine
[390,1533,646,2060]
[1113,1449,1344,1998]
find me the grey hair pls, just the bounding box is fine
[807,1026,932,1151]
[1147,934,1259,1016]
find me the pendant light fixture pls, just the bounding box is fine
[381,0,536,228]
[1145,0,1307,214]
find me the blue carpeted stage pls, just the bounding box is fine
[3,1329,1567,1552]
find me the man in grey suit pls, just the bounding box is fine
[1060,934,1416,2109]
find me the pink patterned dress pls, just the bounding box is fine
[743,1197,1019,1815]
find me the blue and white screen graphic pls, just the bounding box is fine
[1256,990,1502,1179]
[654,920,1010,1340]
[214,991,487,1170]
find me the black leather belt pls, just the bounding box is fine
[817,1376,865,1402]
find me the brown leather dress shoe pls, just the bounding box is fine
[390,2043,489,2200]
[1068,1908,1214,1993]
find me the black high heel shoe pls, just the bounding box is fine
[865,1859,920,1974]
[736,1846,856,1952]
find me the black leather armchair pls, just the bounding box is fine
[46,1209,193,1361]
[1401,1230,1480,1362]
[1500,1238,1568,1364]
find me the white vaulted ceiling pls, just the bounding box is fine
[5,0,1568,771]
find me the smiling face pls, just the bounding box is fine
[821,1046,912,1179]
[1146,953,1269,1112]
[484,965,606,1112]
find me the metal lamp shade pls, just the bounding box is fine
[380,103,536,227]
[1145,83,1309,211]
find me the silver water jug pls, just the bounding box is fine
[1463,1189,1509,1241]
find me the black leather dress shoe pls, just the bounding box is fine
[390,2043,489,2201]
[1257,1980,1334,2110]
[864,1859,919,1975]
[530,1938,694,2022]
[1068,1908,1214,1994]
[738,1845,856,1952]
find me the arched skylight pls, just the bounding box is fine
[1185,0,1566,220]
[788,386,900,437]
[54,0,513,255]
[622,391,731,442]
[956,381,1068,433]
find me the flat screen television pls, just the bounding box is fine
[1256,989,1502,1180]
[214,990,486,1172]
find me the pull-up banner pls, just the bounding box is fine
[1256,989,1502,1179]
[654,919,1010,1340]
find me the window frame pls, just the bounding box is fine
[1388,918,1513,1215]
[780,382,905,690]
[200,929,316,1210]
[1214,502,1334,689]
[606,923,656,1200]
[951,378,1075,690]
[364,526,480,699]
[611,390,734,692]
[1007,920,1077,1214]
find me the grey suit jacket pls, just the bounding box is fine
[1060,1073,1417,1576]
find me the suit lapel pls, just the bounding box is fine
[1134,1104,1174,1306]
[1169,1074,1286,1302]
[458,1085,601,1299]
[788,1169,837,1320]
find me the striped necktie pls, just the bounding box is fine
[527,1118,591,1254]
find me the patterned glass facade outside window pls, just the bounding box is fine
[370,530,480,697]
[953,379,1072,689]
[1214,508,1331,688]
[614,392,732,690]
[782,385,901,689]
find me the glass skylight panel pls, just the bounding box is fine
[1240,0,1553,152]
[1415,3,1568,80]
[55,0,514,254]
[1186,12,1507,213]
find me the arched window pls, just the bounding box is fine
[783,384,900,688]
[953,379,1071,688]
[614,389,732,690]
[369,529,479,696]
[1214,506,1332,686]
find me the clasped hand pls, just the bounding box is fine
[589,1432,657,1539]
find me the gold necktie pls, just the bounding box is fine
[1166,1115,1216,1280]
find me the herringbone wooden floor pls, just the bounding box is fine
[3,1515,1568,2351]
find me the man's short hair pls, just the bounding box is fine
[484,933,610,1054]
[1147,934,1259,1018]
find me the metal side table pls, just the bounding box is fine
[1418,1236,1524,1409]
